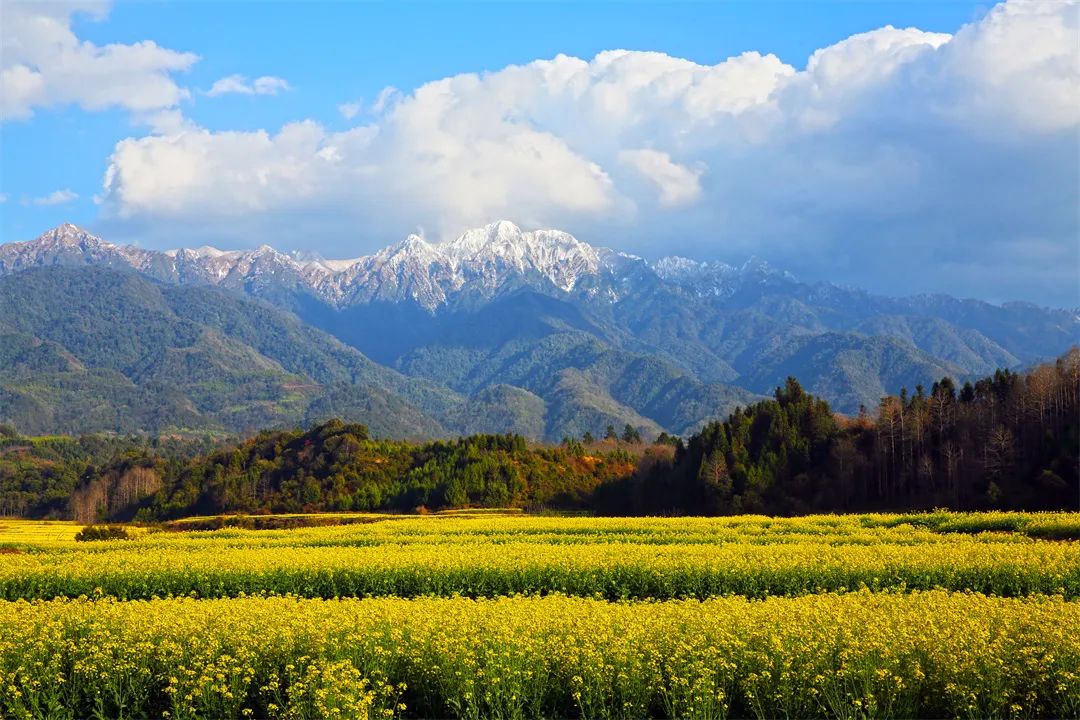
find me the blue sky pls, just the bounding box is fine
[2,1,1077,305]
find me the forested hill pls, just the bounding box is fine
[1,351,1076,521]
[0,266,459,438]
[597,348,1080,515]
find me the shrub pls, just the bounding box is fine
[74,525,130,542]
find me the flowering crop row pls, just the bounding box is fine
[1,533,1077,600]
[1,591,1077,720]
[8,512,1078,552]
[106,511,1080,547]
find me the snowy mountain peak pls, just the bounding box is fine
[451,219,521,242]
[442,220,524,258]
[33,223,109,250]
[395,234,435,253]
[441,220,583,254]
[335,222,605,306]
[438,221,601,287]
[51,222,89,235]
[374,234,438,272]
[250,244,281,257]
[53,222,85,234]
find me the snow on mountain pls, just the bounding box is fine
[426,221,602,297]
[653,255,794,298]
[440,221,600,288]
[315,222,601,309]
[0,221,791,310]
[166,245,237,260]
[654,257,739,296]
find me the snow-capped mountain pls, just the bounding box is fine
[328,221,613,308]
[0,221,788,311]
[2,221,1077,430]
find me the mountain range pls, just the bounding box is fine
[1,222,1076,439]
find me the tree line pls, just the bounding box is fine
[3,421,638,522]
[1,351,1077,521]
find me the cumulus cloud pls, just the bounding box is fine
[206,74,291,97]
[0,1,198,121]
[97,0,1080,305]
[24,189,79,206]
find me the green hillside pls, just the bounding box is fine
[0,268,449,437]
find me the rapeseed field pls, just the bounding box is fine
[0,512,1077,718]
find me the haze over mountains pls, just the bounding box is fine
[1,222,1076,440]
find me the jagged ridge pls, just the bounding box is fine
[0,221,789,311]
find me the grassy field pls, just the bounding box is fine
[0,511,1078,718]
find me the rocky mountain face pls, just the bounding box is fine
[2,222,1076,435]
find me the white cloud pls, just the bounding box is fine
[936,0,1080,133]
[370,86,401,113]
[338,102,361,120]
[137,109,198,135]
[253,76,290,95]
[24,189,79,206]
[0,194,7,204]
[336,89,400,120]
[206,74,291,97]
[97,0,1080,305]
[0,1,198,121]
[618,149,702,207]
[205,75,248,97]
